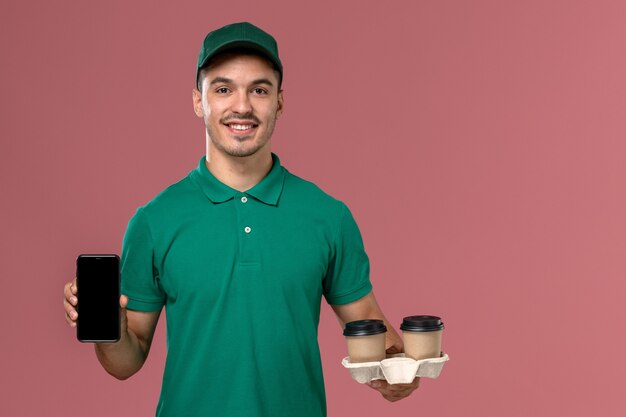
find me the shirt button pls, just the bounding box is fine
[241,196,248,203]
[244,226,251,233]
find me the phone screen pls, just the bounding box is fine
[76,254,120,342]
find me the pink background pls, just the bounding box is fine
[2,0,625,415]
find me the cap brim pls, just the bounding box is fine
[198,40,280,72]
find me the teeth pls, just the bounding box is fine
[230,124,253,131]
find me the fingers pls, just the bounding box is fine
[384,326,404,354]
[64,279,78,327]
[64,308,77,326]
[120,294,128,309]
[64,279,77,303]
[385,345,402,354]
[366,378,420,402]
[64,284,129,331]
[119,295,129,332]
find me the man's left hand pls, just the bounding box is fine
[366,378,420,402]
[331,293,421,402]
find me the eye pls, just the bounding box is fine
[216,87,230,94]
[252,88,268,95]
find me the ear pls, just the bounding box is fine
[276,90,284,118]
[192,89,204,118]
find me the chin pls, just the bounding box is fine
[224,145,263,158]
[210,134,270,158]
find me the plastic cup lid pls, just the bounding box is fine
[400,315,444,332]
[343,319,387,336]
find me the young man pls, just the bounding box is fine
[64,22,419,417]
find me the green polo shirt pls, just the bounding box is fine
[121,154,372,417]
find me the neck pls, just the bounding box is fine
[204,146,273,192]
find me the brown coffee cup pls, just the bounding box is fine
[343,319,387,363]
[401,315,444,360]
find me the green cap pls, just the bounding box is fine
[196,22,283,88]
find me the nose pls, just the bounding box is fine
[231,90,253,114]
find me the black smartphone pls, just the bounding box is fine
[76,254,121,342]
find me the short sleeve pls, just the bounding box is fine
[323,203,373,305]
[120,208,165,312]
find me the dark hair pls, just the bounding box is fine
[197,47,283,91]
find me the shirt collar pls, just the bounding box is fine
[189,153,285,206]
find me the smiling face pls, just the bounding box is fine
[193,52,283,159]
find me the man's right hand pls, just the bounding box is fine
[63,278,160,379]
[63,278,128,334]
[63,279,79,327]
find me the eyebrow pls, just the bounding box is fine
[251,78,274,87]
[209,77,274,87]
[209,77,233,86]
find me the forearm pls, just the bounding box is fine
[94,329,148,380]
